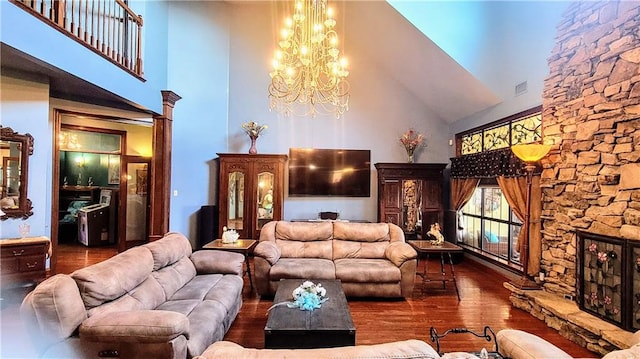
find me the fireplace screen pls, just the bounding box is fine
[578,231,637,331]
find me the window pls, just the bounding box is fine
[459,185,522,268]
[458,107,542,155]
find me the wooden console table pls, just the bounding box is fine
[0,236,50,288]
[408,240,463,300]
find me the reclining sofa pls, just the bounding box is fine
[20,232,245,359]
[254,221,417,298]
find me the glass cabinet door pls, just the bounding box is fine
[256,171,274,230]
[227,171,245,231]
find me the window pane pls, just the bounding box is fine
[462,188,482,215]
[60,129,121,153]
[483,220,509,258]
[483,124,509,151]
[510,223,522,263]
[460,215,480,247]
[511,114,542,145]
[461,132,482,155]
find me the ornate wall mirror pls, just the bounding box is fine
[0,126,34,220]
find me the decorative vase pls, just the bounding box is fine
[248,136,258,155]
[406,148,415,163]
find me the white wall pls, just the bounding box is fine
[1,74,52,239]
[166,1,231,238]
[448,2,568,140]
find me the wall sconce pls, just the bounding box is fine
[75,154,86,168]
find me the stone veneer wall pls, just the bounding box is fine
[541,0,640,298]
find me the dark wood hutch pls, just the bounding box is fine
[374,163,446,240]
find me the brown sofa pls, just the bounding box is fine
[497,329,640,359]
[253,221,418,298]
[195,339,441,359]
[195,329,640,359]
[20,232,245,359]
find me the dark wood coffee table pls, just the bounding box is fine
[264,279,356,349]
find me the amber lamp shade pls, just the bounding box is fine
[511,143,552,163]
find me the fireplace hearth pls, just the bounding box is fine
[577,231,640,331]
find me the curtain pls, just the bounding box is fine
[451,178,480,211]
[451,178,479,243]
[497,175,542,276]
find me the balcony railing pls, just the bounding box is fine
[10,0,144,78]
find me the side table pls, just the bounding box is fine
[408,240,464,300]
[202,239,257,291]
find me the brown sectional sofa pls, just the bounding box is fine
[20,232,245,359]
[254,221,418,298]
[195,339,441,359]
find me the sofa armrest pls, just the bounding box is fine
[497,329,572,359]
[385,242,418,267]
[190,250,244,276]
[254,241,281,265]
[79,310,189,343]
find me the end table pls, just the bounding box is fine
[202,239,257,291]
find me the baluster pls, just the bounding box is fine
[70,0,75,36]
[115,5,121,63]
[136,17,142,75]
[106,0,112,58]
[101,0,106,53]
[76,0,82,37]
[90,0,95,46]
[83,0,88,41]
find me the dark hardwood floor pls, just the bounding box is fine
[0,243,598,358]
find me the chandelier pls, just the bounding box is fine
[268,0,350,118]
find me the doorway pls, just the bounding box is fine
[52,110,153,272]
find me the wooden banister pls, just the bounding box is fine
[10,0,144,78]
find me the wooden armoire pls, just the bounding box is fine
[217,153,287,239]
[374,163,446,240]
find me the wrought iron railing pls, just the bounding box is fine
[10,0,143,78]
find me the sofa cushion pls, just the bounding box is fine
[335,258,401,283]
[153,257,198,299]
[79,310,188,343]
[333,239,389,260]
[496,329,572,359]
[333,222,391,242]
[195,339,441,359]
[20,274,88,346]
[269,258,335,281]
[275,221,333,242]
[71,246,154,309]
[145,232,193,271]
[87,276,167,317]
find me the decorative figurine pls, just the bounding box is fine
[428,223,445,245]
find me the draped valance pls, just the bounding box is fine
[450,148,526,179]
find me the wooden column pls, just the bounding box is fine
[149,90,181,241]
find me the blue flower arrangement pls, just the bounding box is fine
[288,281,328,311]
[267,281,328,313]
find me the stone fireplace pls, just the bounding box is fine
[540,0,639,302]
[505,0,640,354]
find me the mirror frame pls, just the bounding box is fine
[1,126,34,220]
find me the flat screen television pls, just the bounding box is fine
[288,148,371,197]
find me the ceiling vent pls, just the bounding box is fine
[515,81,528,96]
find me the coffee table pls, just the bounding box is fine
[264,279,356,349]
[202,239,257,291]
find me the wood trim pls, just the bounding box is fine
[148,91,181,241]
